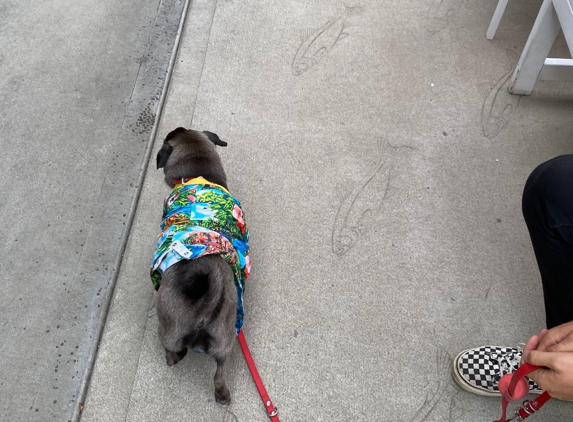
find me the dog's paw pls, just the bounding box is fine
[215,386,231,406]
[165,349,187,366]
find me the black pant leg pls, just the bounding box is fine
[522,155,573,329]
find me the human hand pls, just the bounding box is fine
[522,349,573,400]
[520,321,573,365]
[522,330,544,360]
[536,321,573,352]
[519,329,547,367]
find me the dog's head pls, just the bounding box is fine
[156,127,228,189]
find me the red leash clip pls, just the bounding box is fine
[494,363,551,422]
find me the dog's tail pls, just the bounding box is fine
[179,256,228,320]
[157,255,237,355]
[175,255,234,327]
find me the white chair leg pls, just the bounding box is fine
[508,0,561,94]
[552,0,573,51]
[487,0,510,39]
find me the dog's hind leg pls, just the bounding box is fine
[165,348,188,366]
[158,318,191,366]
[214,357,231,405]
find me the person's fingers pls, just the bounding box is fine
[547,332,573,352]
[524,334,539,351]
[537,322,573,351]
[526,366,551,390]
[537,330,562,351]
[524,352,573,400]
[521,335,539,365]
[523,350,558,369]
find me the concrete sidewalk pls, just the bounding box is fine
[78,0,573,421]
[0,0,185,421]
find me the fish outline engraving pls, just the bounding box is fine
[331,138,394,256]
[292,4,364,76]
[448,390,463,421]
[222,409,239,422]
[478,49,522,139]
[426,0,468,34]
[409,348,461,422]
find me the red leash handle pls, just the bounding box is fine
[508,363,540,399]
[494,363,552,422]
[237,330,280,422]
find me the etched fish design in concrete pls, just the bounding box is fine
[331,138,406,256]
[292,5,364,76]
[426,0,468,34]
[478,49,522,139]
[409,348,463,422]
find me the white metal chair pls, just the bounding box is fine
[508,0,573,94]
[487,0,510,39]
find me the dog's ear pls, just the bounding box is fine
[203,131,227,147]
[156,143,173,169]
[165,127,188,142]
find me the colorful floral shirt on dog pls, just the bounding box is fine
[150,177,250,334]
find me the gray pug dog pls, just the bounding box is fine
[152,127,249,405]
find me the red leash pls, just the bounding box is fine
[237,330,280,421]
[494,363,551,421]
[514,392,551,420]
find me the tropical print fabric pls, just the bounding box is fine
[150,177,250,334]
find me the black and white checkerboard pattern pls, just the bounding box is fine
[457,346,540,393]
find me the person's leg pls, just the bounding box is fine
[522,154,573,329]
[452,155,573,396]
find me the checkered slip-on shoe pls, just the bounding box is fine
[452,346,543,397]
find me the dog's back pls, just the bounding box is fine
[157,254,237,361]
[154,128,245,404]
